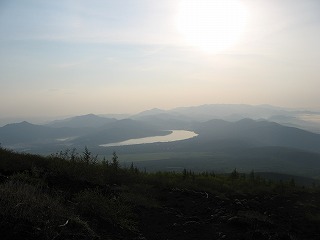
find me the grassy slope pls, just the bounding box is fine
[1,147,320,240]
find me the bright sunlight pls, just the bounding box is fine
[176,0,248,54]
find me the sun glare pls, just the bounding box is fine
[176,0,248,54]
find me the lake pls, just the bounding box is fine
[99,130,198,147]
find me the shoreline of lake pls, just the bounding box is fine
[99,130,198,147]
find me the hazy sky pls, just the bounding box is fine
[1,0,320,118]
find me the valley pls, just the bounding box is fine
[1,104,320,181]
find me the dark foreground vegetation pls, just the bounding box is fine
[1,146,320,240]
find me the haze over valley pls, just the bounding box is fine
[1,104,320,181]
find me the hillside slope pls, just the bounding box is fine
[1,147,320,240]
[193,119,320,153]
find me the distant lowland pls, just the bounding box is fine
[1,104,320,181]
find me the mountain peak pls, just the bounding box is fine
[47,114,116,128]
[76,113,98,118]
[5,121,33,127]
[135,108,166,117]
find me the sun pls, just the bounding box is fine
[176,0,248,53]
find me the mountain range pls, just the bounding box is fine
[1,104,320,178]
[133,104,320,133]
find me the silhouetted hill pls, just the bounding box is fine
[0,121,97,154]
[134,104,320,133]
[133,113,192,130]
[268,114,320,133]
[0,121,81,145]
[73,119,171,145]
[134,104,279,122]
[105,119,320,177]
[170,104,291,121]
[2,113,320,178]
[133,108,167,117]
[47,114,116,128]
[193,118,320,153]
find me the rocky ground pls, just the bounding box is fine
[135,188,320,240]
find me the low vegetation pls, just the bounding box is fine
[1,146,320,239]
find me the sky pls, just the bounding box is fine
[1,0,320,118]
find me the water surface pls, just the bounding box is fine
[100,130,198,147]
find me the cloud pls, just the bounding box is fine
[0,0,181,46]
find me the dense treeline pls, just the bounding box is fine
[0,146,320,239]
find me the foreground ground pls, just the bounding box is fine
[0,147,320,239]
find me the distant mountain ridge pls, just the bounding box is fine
[0,121,82,146]
[192,118,320,153]
[73,119,170,145]
[47,114,116,128]
[134,104,293,122]
[1,106,320,178]
[1,108,320,153]
[133,104,320,133]
[0,117,170,151]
